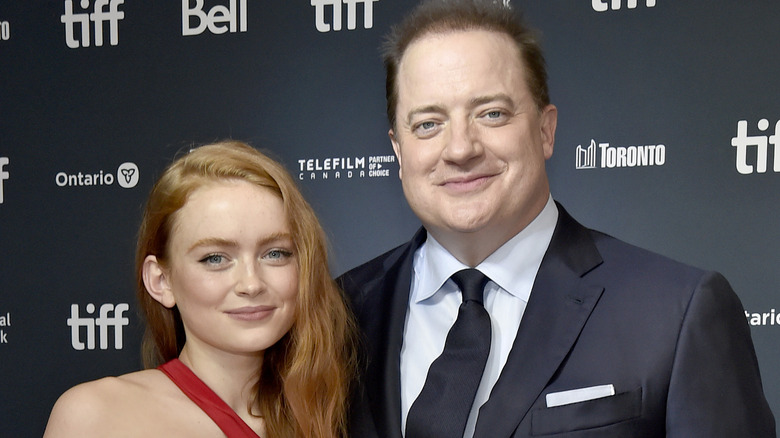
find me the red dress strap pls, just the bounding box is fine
[159,359,261,438]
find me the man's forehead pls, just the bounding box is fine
[396,30,527,96]
[399,29,522,75]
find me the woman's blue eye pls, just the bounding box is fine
[266,249,292,260]
[201,254,224,264]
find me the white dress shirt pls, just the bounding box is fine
[400,196,558,438]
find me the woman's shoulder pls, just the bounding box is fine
[61,368,170,406]
[43,369,174,437]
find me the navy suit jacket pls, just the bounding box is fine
[337,204,775,437]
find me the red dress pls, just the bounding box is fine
[159,359,261,438]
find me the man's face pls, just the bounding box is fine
[390,30,557,262]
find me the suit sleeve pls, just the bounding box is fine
[666,271,775,437]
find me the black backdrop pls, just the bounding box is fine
[1,1,778,436]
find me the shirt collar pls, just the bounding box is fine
[412,196,559,303]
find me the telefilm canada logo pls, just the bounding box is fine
[55,162,139,189]
[311,0,379,32]
[61,0,125,49]
[592,0,656,12]
[0,156,9,204]
[297,154,395,181]
[731,118,780,175]
[575,139,666,170]
[67,303,130,350]
[183,0,247,36]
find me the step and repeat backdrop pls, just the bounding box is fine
[1,1,778,435]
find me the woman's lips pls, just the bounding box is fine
[225,306,275,321]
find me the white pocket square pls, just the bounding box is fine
[545,384,615,408]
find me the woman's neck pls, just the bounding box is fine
[178,343,263,415]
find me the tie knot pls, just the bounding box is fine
[451,269,490,304]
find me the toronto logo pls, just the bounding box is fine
[576,139,666,169]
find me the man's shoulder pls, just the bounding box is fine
[555,204,707,279]
[589,227,699,268]
[584,226,713,292]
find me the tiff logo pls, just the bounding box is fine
[67,303,129,350]
[61,0,125,49]
[0,157,8,204]
[732,119,780,174]
[593,0,656,12]
[311,0,379,33]
[183,0,247,36]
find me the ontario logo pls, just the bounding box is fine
[576,139,666,170]
[55,162,139,189]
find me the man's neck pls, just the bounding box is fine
[426,196,553,267]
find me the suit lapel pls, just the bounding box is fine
[473,205,605,437]
[360,229,426,438]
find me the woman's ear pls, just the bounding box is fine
[142,255,176,308]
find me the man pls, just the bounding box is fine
[337,1,775,437]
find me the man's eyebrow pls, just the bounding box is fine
[404,104,446,126]
[469,93,515,108]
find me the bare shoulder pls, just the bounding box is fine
[43,369,174,438]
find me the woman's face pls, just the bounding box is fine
[157,179,298,358]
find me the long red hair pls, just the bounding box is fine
[135,140,357,437]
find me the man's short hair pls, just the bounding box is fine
[382,0,550,129]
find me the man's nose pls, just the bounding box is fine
[442,118,483,164]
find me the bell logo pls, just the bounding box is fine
[67,303,129,350]
[311,0,379,33]
[593,0,656,12]
[61,0,125,49]
[0,157,8,204]
[183,0,247,36]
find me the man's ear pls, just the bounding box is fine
[142,255,176,308]
[389,128,403,179]
[540,104,558,159]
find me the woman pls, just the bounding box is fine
[43,141,357,437]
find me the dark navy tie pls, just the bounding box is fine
[405,269,492,438]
